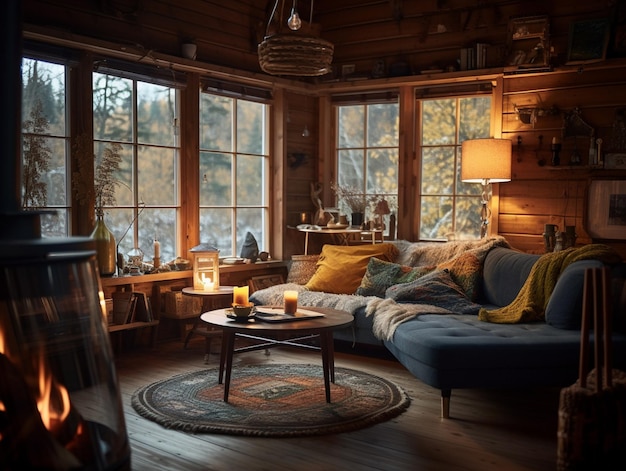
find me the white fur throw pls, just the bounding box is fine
[250,283,376,314]
[365,298,452,341]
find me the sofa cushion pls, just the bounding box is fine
[286,254,320,285]
[384,269,481,315]
[481,247,539,307]
[545,259,605,329]
[305,243,399,294]
[356,257,433,297]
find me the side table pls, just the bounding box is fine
[182,286,234,362]
[295,226,383,255]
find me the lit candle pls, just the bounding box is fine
[153,239,160,259]
[233,286,249,305]
[284,290,298,314]
[202,275,214,292]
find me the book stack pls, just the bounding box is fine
[111,291,154,325]
[475,43,488,69]
[460,47,475,71]
[460,43,489,71]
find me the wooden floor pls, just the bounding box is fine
[114,335,562,471]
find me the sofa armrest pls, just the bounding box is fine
[545,259,604,329]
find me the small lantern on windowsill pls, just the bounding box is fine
[190,243,220,291]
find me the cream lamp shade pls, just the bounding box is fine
[461,138,512,183]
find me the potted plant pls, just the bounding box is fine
[330,182,367,227]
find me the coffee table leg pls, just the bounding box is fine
[223,331,236,402]
[320,331,332,403]
[218,330,228,384]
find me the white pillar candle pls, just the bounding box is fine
[284,290,298,314]
[153,239,160,259]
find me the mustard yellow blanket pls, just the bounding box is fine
[478,244,622,324]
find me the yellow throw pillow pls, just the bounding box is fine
[305,243,399,294]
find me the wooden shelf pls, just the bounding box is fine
[100,270,193,287]
[108,320,159,333]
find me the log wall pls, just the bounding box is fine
[21,0,626,257]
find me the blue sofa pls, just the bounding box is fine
[251,241,626,418]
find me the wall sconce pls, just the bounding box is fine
[461,138,512,238]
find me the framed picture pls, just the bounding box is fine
[566,19,610,64]
[248,274,285,293]
[587,180,626,239]
[506,15,549,69]
[604,153,626,170]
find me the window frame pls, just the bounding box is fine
[415,87,496,241]
[198,89,271,258]
[333,96,400,236]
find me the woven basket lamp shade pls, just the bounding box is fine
[258,0,333,76]
[258,33,334,76]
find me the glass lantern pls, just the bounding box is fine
[190,244,220,291]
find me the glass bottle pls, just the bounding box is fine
[90,210,116,276]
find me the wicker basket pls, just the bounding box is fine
[258,33,333,76]
[286,254,320,285]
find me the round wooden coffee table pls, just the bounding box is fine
[200,307,353,403]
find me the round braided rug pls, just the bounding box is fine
[131,363,410,437]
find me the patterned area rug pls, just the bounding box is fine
[131,363,410,437]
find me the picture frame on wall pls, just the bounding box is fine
[566,18,610,64]
[604,153,626,170]
[505,15,550,70]
[587,180,626,239]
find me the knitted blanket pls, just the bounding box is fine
[479,244,622,324]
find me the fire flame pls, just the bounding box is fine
[36,350,71,431]
[0,328,71,435]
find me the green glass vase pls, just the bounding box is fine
[91,212,117,276]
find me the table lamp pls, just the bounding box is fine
[461,138,512,238]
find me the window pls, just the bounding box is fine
[419,95,492,240]
[199,93,270,258]
[336,102,399,233]
[93,72,180,264]
[21,58,69,237]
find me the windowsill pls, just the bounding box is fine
[100,259,287,287]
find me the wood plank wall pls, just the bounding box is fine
[500,66,626,255]
[22,0,626,258]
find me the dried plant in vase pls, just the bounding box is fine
[73,135,123,275]
[330,182,367,213]
[331,182,369,226]
[73,135,123,214]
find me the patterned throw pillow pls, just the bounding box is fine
[286,254,320,285]
[385,269,481,315]
[437,252,482,301]
[356,257,434,298]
